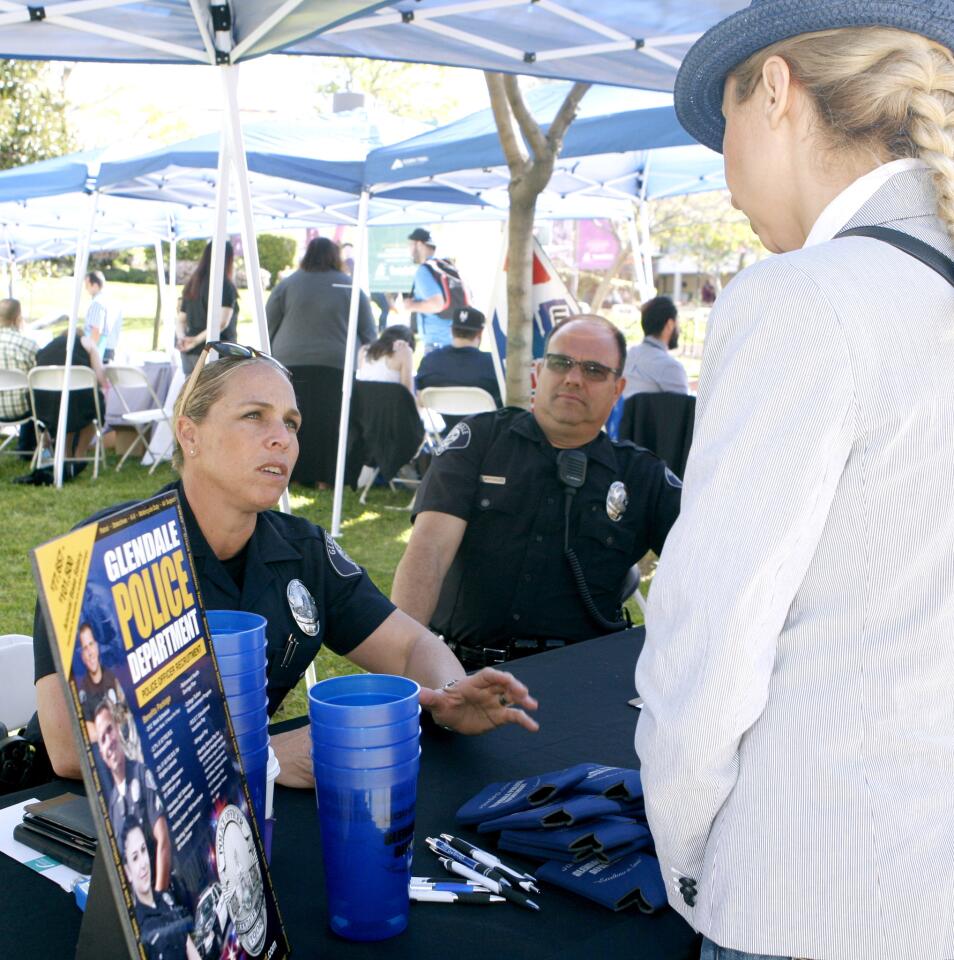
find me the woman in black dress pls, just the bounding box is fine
[176,241,238,375]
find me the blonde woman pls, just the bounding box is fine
[635,2,954,958]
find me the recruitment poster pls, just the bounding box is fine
[32,490,289,960]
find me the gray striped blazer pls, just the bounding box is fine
[635,167,954,959]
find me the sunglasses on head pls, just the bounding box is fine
[544,352,621,382]
[177,341,290,416]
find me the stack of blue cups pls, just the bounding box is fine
[207,610,270,836]
[308,674,421,942]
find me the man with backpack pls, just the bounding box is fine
[403,227,470,353]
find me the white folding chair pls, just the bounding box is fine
[417,386,498,446]
[104,364,175,473]
[0,635,37,732]
[28,365,105,478]
[0,369,33,456]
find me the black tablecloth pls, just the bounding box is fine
[1,629,699,959]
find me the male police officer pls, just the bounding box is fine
[391,315,682,671]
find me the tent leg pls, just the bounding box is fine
[53,192,98,489]
[220,64,269,352]
[331,190,370,539]
[206,83,232,346]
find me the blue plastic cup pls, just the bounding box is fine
[207,611,267,655]
[308,675,420,728]
[229,706,269,738]
[313,753,420,941]
[239,741,270,832]
[221,669,266,697]
[236,725,269,756]
[224,683,268,716]
[311,708,421,749]
[215,645,267,675]
[312,732,420,770]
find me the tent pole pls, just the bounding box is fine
[331,189,369,539]
[626,213,647,303]
[168,224,178,351]
[206,97,231,346]
[637,200,655,299]
[153,239,167,351]
[220,64,269,352]
[487,219,509,403]
[53,192,98,489]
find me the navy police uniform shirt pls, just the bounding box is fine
[414,408,681,649]
[32,481,396,717]
[415,345,503,408]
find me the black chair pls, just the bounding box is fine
[346,381,425,502]
[619,392,696,480]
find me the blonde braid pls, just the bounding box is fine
[732,27,954,240]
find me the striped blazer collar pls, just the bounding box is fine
[841,166,939,231]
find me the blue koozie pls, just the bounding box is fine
[537,852,667,912]
[314,755,420,941]
[456,764,593,825]
[574,765,643,803]
[476,794,641,833]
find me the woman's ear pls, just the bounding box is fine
[760,55,795,130]
[175,416,197,452]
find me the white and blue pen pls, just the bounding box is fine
[440,833,540,892]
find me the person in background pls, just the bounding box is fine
[415,306,502,426]
[18,329,108,484]
[31,344,539,788]
[392,315,681,672]
[401,227,452,352]
[339,240,392,331]
[176,241,238,375]
[635,3,954,958]
[357,324,415,394]
[83,271,123,363]
[266,237,376,488]
[622,296,689,397]
[0,297,37,456]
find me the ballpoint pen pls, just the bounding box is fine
[410,889,506,904]
[426,837,526,895]
[440,833,540,892]
[438,856,541,911]
[410,879,494,893]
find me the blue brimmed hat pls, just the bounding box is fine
[674,0,954,153]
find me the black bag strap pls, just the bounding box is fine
[836,225,954,288]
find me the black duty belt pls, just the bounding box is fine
[451,637,567,670]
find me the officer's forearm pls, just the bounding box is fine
[391,543,444,625]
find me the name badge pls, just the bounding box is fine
[479,475,506,485]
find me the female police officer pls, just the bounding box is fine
[35,343,538,787]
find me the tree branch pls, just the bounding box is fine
[502,74,549,161]
[546,81,591,151]
[485,72,529,178]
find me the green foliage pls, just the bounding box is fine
[176,239,208,263]
[0,60,74,169]
[648,192,767,279]
[256,233,296,286]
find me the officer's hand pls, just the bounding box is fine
[271,726,314,789]
[420,668,539,735]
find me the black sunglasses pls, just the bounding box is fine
[178,341,291,414]
[544,352,621,382]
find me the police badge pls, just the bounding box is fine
[286,579,318,636]
[215,805,267,956]
[606,481,629,522]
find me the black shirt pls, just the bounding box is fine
[414,408,681,648]
[181,278,238,355]
[415,345,502,409]
[32,481,396,716]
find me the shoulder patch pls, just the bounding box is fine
[325,535,361,578]
[434,421,471,456]
[664,466,683,489]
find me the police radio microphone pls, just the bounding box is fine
[556,450,629,634]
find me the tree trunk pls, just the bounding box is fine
[504,193,538,409]
[590,235,629,313]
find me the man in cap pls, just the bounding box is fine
[402,228,454,352]
[392,314,681,672]
[415,306,502,430]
